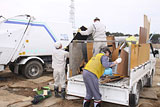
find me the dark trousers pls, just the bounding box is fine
[83,70,101,100]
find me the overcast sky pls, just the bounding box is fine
[0,0,160,34]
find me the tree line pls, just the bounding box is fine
[106,32,160,44]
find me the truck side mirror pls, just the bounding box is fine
[154,50,159,55]
[154,50,159,58]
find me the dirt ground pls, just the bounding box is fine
[0,58,160,107]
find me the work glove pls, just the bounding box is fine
[116,58,122,64]
[77,28,81,33]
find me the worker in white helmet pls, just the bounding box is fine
[52,41,69,99]
[78,17,107,56]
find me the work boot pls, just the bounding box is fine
[94,100,101,107]
[54,86,61,98]
[83,99,91,107]
[61,88,66,100]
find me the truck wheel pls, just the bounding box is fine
[129,83,140,107]
[9,64,15,72]
[23,60,43,79]
[9,64,22,74]
[145,74,153,87]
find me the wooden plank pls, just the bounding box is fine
[112,43,125,61]
[117,49,128,76]
[148,21,150,40]
[130,44,150,69]
[87,43,93,61]
[145,44,150,61]
[138,44,144,65]
[139,27,147,44]
[111,46,120,61]
[106,36,116,53]
[144,15,150,42]
[138,44,150,65]
[130,44,139,69]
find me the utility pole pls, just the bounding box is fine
[69,0,75,28]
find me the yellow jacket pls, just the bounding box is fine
[126,35,138,46]
[84,53,105,79]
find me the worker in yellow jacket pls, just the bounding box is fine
[83,46,122,107]
[126,35,138,46]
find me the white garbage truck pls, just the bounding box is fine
[67,40,158,107]
[0,15,73,78]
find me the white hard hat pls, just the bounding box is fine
[54,41,62,49]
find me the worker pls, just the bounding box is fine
[82,46,122,107]
[78,17,107,56]
[52,41,69,99]
[126,35,138,46]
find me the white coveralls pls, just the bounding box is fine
[80,21,107,56]
[52,49,69,88]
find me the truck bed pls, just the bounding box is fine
[67,60,155,106]
[68,74,129,88]
[67,74,130,106]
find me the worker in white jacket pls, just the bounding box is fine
[79,17,107,56]
[52,41,69,99]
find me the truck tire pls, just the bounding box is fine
[23,60,43,79]
[9,64,15,72]
[145,74,153,87]
[9,64,22,74]
[129,83,140,107]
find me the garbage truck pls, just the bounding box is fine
[0,15,73,79]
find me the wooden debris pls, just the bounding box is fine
[100,76,124,84]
